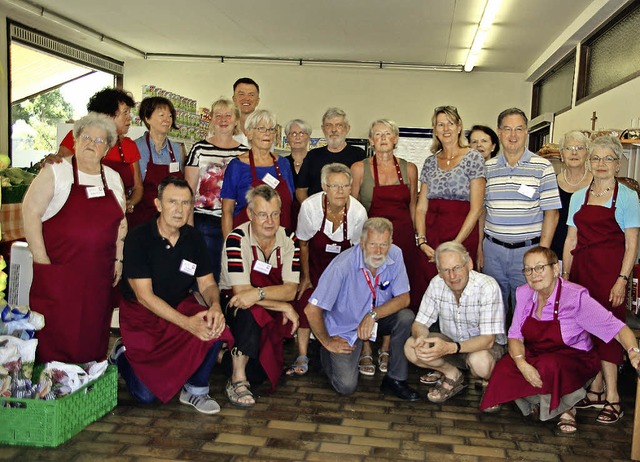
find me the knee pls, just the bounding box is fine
[404,338,418,365]
[468,351,495,379]
[392,309,415,333]
[332,375,358,396]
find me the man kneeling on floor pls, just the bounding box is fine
[112,176,233,415]
[305,217,419,400]
[404,241,506,406]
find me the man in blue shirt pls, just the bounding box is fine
[305,217,419,400]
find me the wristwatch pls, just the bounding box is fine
[368,310,377,320]
[257,287,266,301]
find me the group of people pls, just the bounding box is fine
[21,77,640,435]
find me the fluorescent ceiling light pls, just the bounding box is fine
[465,0,502,72]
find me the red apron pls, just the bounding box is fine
[571,181,626,364]
[232,151,293,231]
[295,194,351,328]
[424,198,479,281]
[481,280,600,413]
[368,155,428,311]
[129,134,183,229]
[119,295,234,403]
[32,157,124,363]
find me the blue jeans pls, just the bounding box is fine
[482,238,531,315]
[116,340,222,404]
[194,213,223,282]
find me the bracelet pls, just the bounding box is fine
[619,274,630,281]
[562,272,569,276]
[628,346,639,355]
[115,258,123,263]
[418,242,428,248]
[455,342,461,354]
[512,354,524,359]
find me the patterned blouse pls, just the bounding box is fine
[419,149,485,201]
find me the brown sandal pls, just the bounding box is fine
[427,374,466,403]
[555,410,578,436]
[596,401,623,424]
[574,388,606,409]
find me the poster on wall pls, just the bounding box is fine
[395,127,433,172]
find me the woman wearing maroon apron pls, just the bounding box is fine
[415,106,485,282]
[131,96,185,229]
[563,136,640,424]
[288,163,368,376]
[481,246,640,435]
[23,114,127,363]
[221,110,295,238]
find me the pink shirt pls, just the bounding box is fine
[509,278,624,351]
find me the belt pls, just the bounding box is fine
[485,235,540,249]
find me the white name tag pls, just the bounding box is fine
[169,162,180,173]
[517,183,535,198]
[369,322,378,342]
[468,327,480,337]
[86,186,105,198]
[253,259,272,275]
[262,173,280,189]
[325,244,342,254]
[179,259,197,276]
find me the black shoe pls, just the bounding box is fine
[380,375,420,401]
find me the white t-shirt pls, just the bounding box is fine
[296,192,368,244]
[42,159,126,221]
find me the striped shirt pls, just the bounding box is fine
[415,271,506,345]
[484,149,561,242]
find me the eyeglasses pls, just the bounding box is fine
[590,155,618,164]
[500,126,526,134]
[288,131,308,138]
[253,211,281,221]
[323,123,346,130]
[439,265,465,275]
[563,146,586,152]
[79,134,108,145]
[435,106,458,114]
[254,126,277,134]
[522,263,555,275]
[325,183,351,191]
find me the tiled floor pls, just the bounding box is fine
[1,337,638,461]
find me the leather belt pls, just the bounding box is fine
[485,235,540,249]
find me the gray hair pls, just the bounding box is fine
[245,109,277,132]
[209,97,241,135]
[73,112,118,149]
[434,241,470,270]
[361,217,393,239]
[497,107,528,128]
[321,163,352,186]
[368,119,399,139]
[322,107,349,126]
[285,119,312,136]
[246,184,281,211]
[589,135,623,159]
[559,130,590,151]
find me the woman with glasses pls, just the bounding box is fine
[351,119,421,376]
[221,110,295,237]
[185,98,248,281]
[287,163,367,376]
[284,119,312,230]
[562,135,640,424]
[23,113,127,363]
[481,246,639,435]
[549,131,592,262]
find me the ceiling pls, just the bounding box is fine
[0,0,631,74]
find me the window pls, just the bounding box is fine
[532,53,575,118]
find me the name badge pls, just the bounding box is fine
[325,244,342,254]
[468,327,481,337]
[262,173,280,189]
[179,259,197,276]
[86,186,105,199]
[517,184,535,198]
[169,162,180,173]
[253,260,272,275]
[369,322,378,342]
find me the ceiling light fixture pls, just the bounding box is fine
[464,0,502,72]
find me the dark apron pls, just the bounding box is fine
[571,181,626,364]
[32,157,123,363]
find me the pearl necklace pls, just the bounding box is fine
[590,181,614,197]
[563,169,588,187]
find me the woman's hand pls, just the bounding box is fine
[515,360,543,388]
[113,261,123,286]
[296,276,313,300]
[609,278,627,307]
[420,243,435,262]
[282,304,300,335]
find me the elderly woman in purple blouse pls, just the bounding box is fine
[480,246,639,435]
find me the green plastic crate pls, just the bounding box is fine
[0,365,118,447]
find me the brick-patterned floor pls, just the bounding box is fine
[1,337,638,461]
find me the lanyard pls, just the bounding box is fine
[362,269,380,309]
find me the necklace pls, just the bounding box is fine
[563,169,588,187]
[590,181,614,197]
[439,151,459,166]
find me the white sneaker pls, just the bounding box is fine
[179,389,221,415]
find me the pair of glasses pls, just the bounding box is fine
[439,265,465,275]
[254,211,281,221]
[288,131,307,138]
[435,106,458,114]
[79,134,107,145]
[254,126,277,134]
[522,263,555,275]
[325,184,351,191]
[590,156,618,164]
[563,146,586,152]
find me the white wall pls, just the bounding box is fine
[123,59,531,138]
[0,13,8,154]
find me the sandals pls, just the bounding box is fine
[596,401,623,424]
[419,370,442,385]
[358,354,376,376]
[555,410,578,436]
[285,355,309,376]
[427,373,466,403]
[574,389,606,409]
[225,379,255,407]
[378,350,389,373]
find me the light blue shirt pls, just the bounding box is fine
[567,182,640,229]
[309,243,410,342]
[135,132,183,181]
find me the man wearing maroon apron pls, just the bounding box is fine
[116,177,232,414]
[220,184,300,406]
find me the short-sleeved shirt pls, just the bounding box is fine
[509,278,625,351]
[219,221,300,289]
[484,149,561,242]
[60,130,141,164]
[121,220,212,308]
[220,155,295,217]
[567,182,640,230]
[308,244,410,342]
[185,140,248,217]
[420,149,485,201]
[297,144,366,196]
[415,270,506,345]
[135,133,184,180]
[296,192,368,244]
